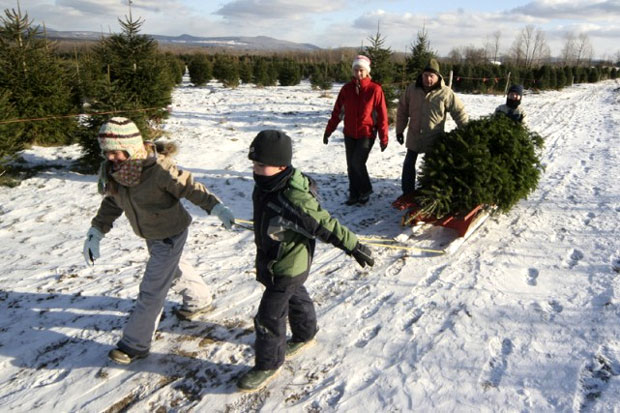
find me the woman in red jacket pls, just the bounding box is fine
[323,55,389,205]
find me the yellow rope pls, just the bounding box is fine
[235,219,445,255]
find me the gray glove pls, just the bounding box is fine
[83,227,104,266]
[351,242,374,268]
[212,203,235,229]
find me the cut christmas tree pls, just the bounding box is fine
[394,114,544,254]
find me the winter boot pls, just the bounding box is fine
[285,338,316,359]
[236,367,280,392]
[108,347,149,365]
[173,304,214,321]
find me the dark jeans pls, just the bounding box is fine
[401,149,419,195]
[344,136,375,199]
[254,277,317,370]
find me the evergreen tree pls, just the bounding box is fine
[253,58,277,87]
[77,12,174,170]
[405,27,436,81]
[310,64,332,91]
[587,67,600,83]
[555,66,567,89]
[213,54,239,88]
[187,54,212,86]
[416,115,544,218]
[363,28,396,109]
[238,57,253,84]
[0,89,24,177]
[277,59,301,86]
[0,6,78,146]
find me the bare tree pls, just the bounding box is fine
[464,45,487,65]
[485,30,501,64]
[574,33,594,66]
[509,25,550,68]
[447,47,464,64]
[561,32,576,65]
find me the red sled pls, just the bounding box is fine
[392,193,494,246]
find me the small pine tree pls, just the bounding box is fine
[310,64,332,91]
[0,7,78,146]
[187,54,212,86]
[253,58,277,87]
[277,59,301,86]
[77,13,173,171]
[0,89,24,177]
[238,57,253,84]
[213,54,239,88]
[363,28,396,109]
[405,27,436,81]
[416,115,544,218]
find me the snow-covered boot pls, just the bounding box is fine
[173,304,214,321]
[108,347,149,365]
[236,367,280,392]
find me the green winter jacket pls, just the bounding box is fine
[92,143,221,240]
[396,75,468,153]
[253,168,358,280]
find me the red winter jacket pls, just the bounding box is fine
[324,77,389,146]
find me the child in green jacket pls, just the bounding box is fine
[236,129,374,392]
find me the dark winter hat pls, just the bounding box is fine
[248,130,293,166]
[508,84,524,97]
[423,58,441,76]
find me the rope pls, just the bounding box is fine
[234,219,445,255]
[0,107,166,125]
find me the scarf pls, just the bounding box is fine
[253,166,293,193]
[97,144,149,195]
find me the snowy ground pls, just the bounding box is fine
[1,78,619,412]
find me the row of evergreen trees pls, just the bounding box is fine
[0,7,184,175]
[1,8,616,179]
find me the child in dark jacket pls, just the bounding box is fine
[237,129,374,392]
[495,84,527,124]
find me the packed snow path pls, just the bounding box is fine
[0,79,619,412]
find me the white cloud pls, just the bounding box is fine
[510,0,620,21]
[214,0,346,20]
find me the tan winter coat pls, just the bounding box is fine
[92,142,221,240]
[396,76,468,153]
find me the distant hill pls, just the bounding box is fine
[44,29,321,52]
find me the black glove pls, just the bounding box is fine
[323,133,330,145]
[380,142,387,152]
[396,133,404,145]
[351,242,374,268]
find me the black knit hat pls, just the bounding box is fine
[508,84,524,97]
[248,130,292,166]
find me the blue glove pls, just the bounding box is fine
[211,203,235,229]
[83,227,104,266]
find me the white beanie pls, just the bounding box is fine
[97,117,144,158]
[352,55,371,73]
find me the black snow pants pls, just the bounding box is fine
[254,274,317,370]
[344,135,376,199]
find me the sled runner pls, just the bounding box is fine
[391,193,495,255]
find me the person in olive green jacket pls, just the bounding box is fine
[82,117,235,365]
[236,129,374,392]
[396,59,468,196]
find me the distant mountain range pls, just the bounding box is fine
[45,29,321,52]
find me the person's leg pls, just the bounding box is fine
[172,259,212,311]
[351,137,375,200]
[344,136,359,201]
[118,228,188,353]
[288,284,317,342]
[401,149,419,195]
[254,285,295,370]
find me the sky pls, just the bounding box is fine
[4,0,620,59]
